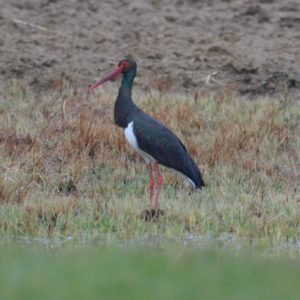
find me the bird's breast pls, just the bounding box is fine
[124,121,139,150]
[124,121,155,163]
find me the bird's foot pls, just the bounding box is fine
[141,209,166,222]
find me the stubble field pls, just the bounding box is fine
[1,0,300,298]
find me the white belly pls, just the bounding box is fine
[124,121,155,163]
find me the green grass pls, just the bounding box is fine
[0,244,299,300]
[0,80,300,300]
[0,80,299,248]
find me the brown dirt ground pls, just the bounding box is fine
[1,0,300,99]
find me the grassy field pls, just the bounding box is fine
[0,244,299,300]
[0,80,299,247]
[0,80,300,299]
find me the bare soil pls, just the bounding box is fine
[1,0,300,98]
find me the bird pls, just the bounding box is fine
[88,59,205,211]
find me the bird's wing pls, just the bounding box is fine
[133,112,205,188]
[133,113,189,169]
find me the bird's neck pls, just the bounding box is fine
[114,71,139,128]
[121,70,135,92]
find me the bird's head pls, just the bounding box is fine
[88,59,137,90]
[118,59,137,74]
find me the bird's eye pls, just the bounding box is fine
[118,60,129,69]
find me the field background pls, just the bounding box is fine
[1,0,300,299]
[0,82,299,299]
[1,0,300,98]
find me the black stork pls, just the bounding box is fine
[88,59,205,211]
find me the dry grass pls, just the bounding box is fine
[0,79,299,246]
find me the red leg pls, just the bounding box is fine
[154,162,163,211]
[148,163,155,209]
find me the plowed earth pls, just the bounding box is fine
[1,0,300,98]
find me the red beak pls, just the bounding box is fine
[88,65,123,90]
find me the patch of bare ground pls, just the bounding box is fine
[0,0,300,99]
